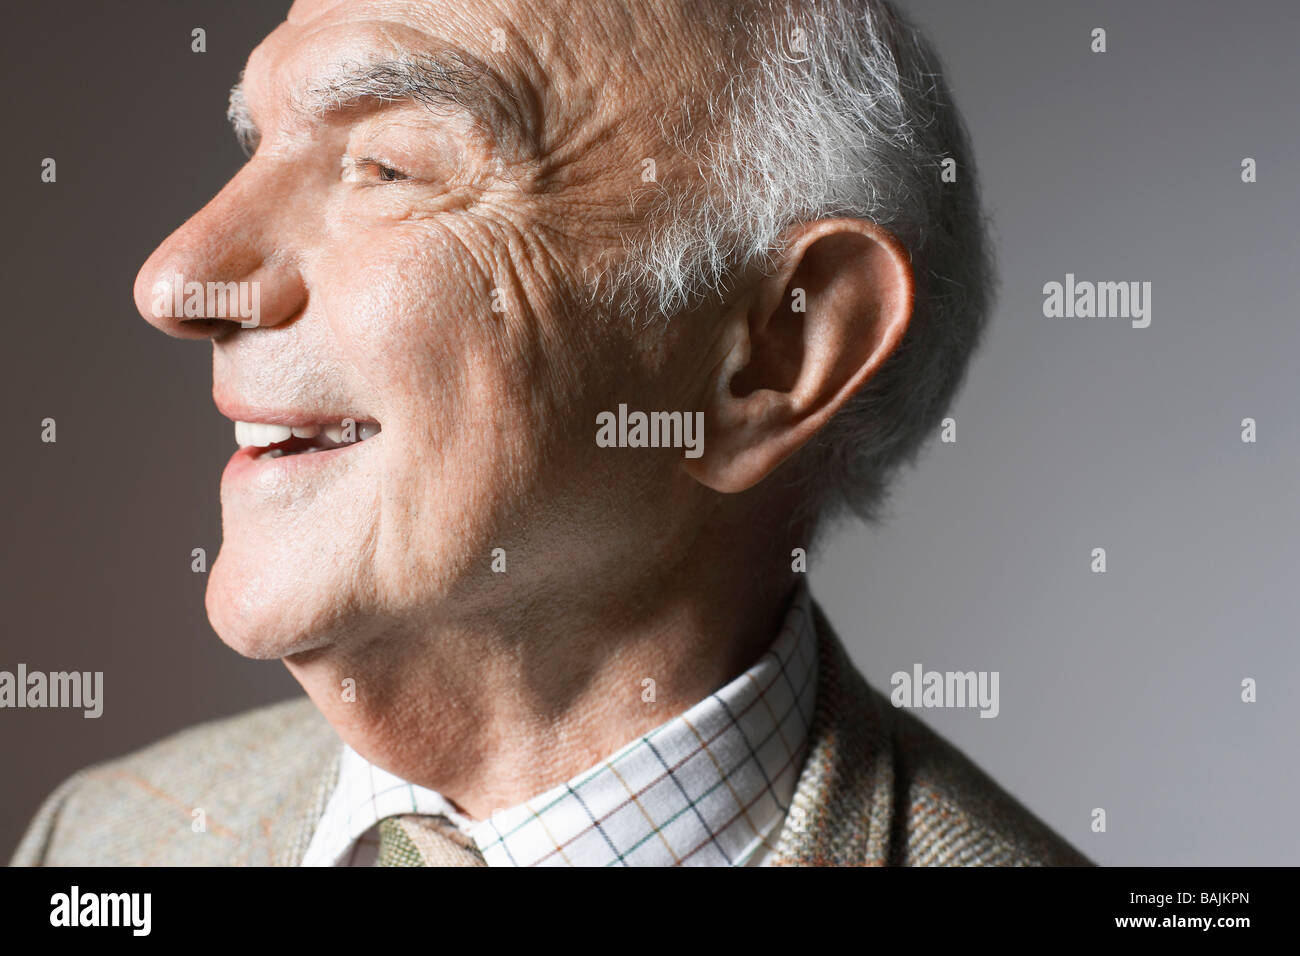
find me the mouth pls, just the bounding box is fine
[233,420,382,460]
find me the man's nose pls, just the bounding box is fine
[133,168,307,340]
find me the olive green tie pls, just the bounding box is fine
[376,814,487,867]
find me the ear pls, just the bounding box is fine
[684,218,913,494]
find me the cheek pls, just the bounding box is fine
[323,229,496,416]
[312,226,581,588]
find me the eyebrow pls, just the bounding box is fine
[227,48,534,157]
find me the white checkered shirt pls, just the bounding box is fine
[301,582,818,867]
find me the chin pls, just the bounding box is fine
[205,546,344,661]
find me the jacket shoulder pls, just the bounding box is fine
[775,603,1093,867]
[10,697,338,866]
[879,694,1093,866]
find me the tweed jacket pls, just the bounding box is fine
[11,604,1091,866]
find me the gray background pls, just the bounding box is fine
[2,0,1296,865]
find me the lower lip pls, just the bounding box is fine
[221,436,378,486]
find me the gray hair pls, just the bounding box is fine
[598,0,994,535]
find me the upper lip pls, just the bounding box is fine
[213,392,376,427]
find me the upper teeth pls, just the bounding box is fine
[235,422,293,447]
[234,420,376,448]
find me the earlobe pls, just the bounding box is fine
[682,219,913,496]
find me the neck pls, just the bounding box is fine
[284,534,798,818]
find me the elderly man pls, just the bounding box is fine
[13,0,1087,867]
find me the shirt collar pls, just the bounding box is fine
[302,581,817,866]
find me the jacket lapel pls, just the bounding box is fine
[271,733,343,866]
[772,601,896,865]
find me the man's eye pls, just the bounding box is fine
[343,157,412,184]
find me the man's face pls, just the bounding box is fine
[135,0,728,658]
